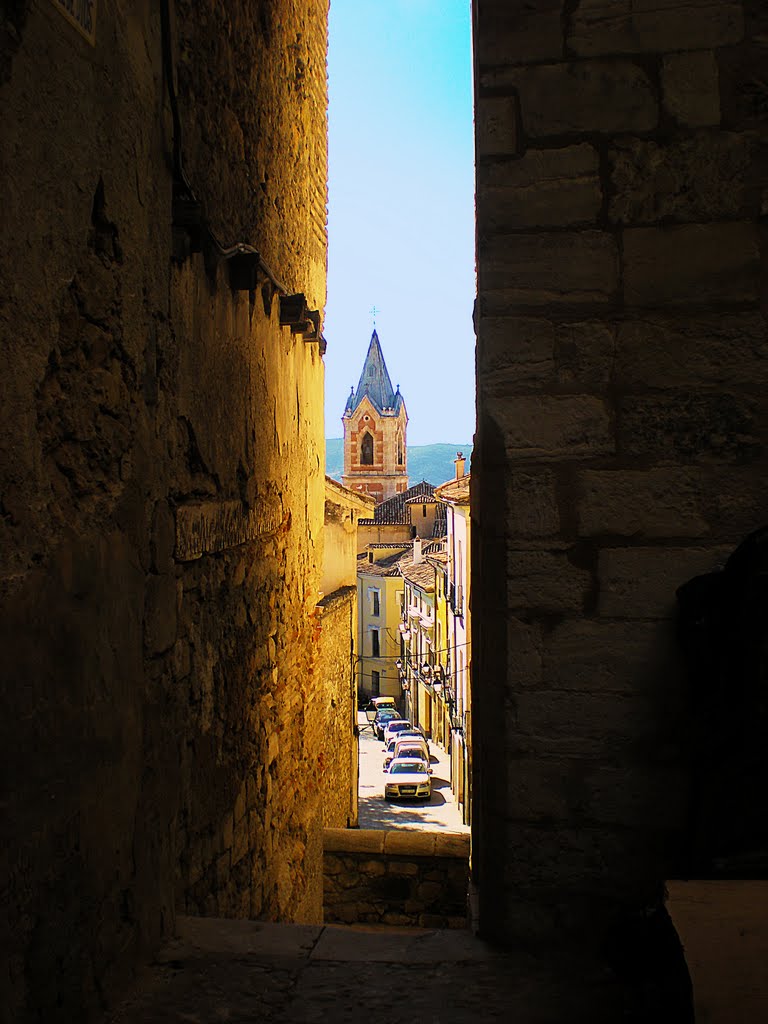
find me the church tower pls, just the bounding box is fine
[342,330,408,503]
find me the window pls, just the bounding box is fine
[371,589,380,616]
[371,670,380,696]
[361,431,374,465]
[397,433,404,465]
[371,629,380,658]
[422,504,427,517]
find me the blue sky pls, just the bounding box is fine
[325,0,475,446]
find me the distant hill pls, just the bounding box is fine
[325,439,472,488]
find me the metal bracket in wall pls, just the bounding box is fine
[279,295,323,343]
[279,293,308,329]
[226,248,263,291]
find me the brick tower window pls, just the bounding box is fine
[361,431,374,465]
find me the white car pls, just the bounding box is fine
[384,757,432,801]
[383,735,429,771]
[382,719,413,746]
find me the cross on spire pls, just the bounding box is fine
[370,304,379,327]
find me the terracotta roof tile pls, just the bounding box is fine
[434,473,471,505]
[359,480,443,526]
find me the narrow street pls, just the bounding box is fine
[357,712,470,832]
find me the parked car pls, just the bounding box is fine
[373,708,401,740]
[383,757,432,801]
[383,729,427,757]
[383,736,429,771]
[382,719,413,746]
[367,695,398,713]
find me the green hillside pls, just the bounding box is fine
[325,439,472,488]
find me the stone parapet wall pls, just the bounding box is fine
[323,829,470,928]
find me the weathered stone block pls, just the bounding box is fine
[508,471,560,537]
[542,619,680,694]
[576,469,709,538]
[618,392,761,462]
[232,817,249,866]
[513,691,654,745]
[507,617,543,689]
[384,831,436,857]
[480,231,619,306]
[507,551,592,612]
[484,60,657,137]
[610,134,751,225]
[579,764,689,830]
[662,52,721,126]
[323,828,385,855]
[506,757,573,822]
[323,854,343,876]
[215,851,231,888]
[567,0,743,57]
[477,317,555,386]
[478,145,601,229]
[476,97,518,157]
[615,313,768,389]
[489,395,613,459]
[387,861,419,877]
[151,499,176,573]
[143,573,178,655]
[222,813,234,851]
[554,321,616,388]
[382,912,413,926]
[433,833,471,859]
[358,859,386,877]
[598,546,730,618]
[476,0,563,66]
[623,222,760,307]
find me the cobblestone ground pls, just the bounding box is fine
[107,916,623,1024]
[357,713,469,832]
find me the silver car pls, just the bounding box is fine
[383,736,429,771]
[383,757,432,801]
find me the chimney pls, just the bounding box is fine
[455,452,466,479]
[413,536,422,564]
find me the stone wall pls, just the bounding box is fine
[316,588,359,829]
[1,1,328,1020]
[473,0,768,946]
[323,829,470,928]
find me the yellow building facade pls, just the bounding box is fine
[356,545,409,707]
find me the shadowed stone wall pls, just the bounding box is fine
[1,1,328,1020]
[473,0,768,946]
[323,828,470,928]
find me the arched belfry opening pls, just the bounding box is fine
[360,430,374,465]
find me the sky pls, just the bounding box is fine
[325,0,476,447]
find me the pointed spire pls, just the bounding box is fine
[348,330,398,414]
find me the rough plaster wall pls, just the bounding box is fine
[0,0,327,1020]
[472,0,768,945]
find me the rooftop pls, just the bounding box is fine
[359,481,447,533]
[398,546,444,589]
[357,550,404,577]
[434,473,471,505]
